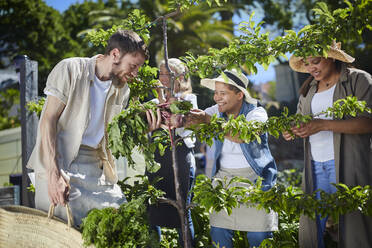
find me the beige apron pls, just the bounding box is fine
[35,145,126,226]
[210,167,278,232]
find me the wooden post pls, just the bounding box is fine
[16,55,38,207]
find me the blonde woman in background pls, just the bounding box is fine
[146,58,197,247]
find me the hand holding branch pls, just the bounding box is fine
[184,109,210,127]
[291,119,325,138]
[146,108,163,132]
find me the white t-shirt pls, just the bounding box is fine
[81,76,112,148]
[204,104,268,169]
[45,75,111,149]
[309,84,336,162]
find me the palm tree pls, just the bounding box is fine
[148,3,235,64]
[80,0,236,65]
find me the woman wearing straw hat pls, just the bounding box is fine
[146,58,197,247]
[284,41,372,248]
[186,69,278,248]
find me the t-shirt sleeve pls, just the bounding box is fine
[43,59,74,105]
[246,106,268,123]
[204,104,219,116]
[183,93,198,109]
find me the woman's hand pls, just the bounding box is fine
[146,108,162,132]
[184,109,210,127]
[282,131,295,141]
[291,119,325,138]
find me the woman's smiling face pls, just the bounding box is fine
[213,82,244,117]
[303,57,336,83]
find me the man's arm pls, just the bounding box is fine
[40,95,69,206]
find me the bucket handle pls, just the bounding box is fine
[48,203,74,228]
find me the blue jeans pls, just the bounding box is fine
[312,159,336,248]
[151,166,195,247]
[210,226,273,248]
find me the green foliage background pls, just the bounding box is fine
[2,0,371,104]
[0,88,20,130]
[4,0,372,247]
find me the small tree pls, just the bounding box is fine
[79,0,372,247]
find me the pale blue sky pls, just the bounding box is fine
[45,0,84,12]
[45,0,276,84]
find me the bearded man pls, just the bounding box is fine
[28,30,160,226]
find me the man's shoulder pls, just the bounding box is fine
[58,57,91,67]
[52,57,94,76]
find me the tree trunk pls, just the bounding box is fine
[161,14,192,248]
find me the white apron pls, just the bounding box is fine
[210,167,278,232]
[35,145,126,226]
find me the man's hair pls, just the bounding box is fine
[105,29,149,60]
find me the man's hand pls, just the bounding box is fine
[48,169,70,206]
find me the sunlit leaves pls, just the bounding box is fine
[169,100,193,114]
[107,99,193,171]
[128,63,159,101]
[0,89,21,130]
[187,96,370,146]
[27,95,370,174]
[81,186,163,248]
[86,9,151,48]
[193,174,372,225]
[168,0,227,12]
[107,100,161,171]
[320,95,372,119]
[183,0,372,78]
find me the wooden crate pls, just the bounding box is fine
[0,185,20,205]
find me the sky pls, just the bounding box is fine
[44,0,277,84]
[44,0,84,12]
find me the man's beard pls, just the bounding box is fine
[111,72,127,88]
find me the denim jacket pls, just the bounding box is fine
[212,101,277,191]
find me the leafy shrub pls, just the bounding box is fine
[81,176,165,248]
[0,88,20,131]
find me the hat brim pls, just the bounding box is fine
[201,76,257,104]
[289,47,355,73]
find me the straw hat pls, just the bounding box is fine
[289,41,355,73]
[201,69,257,104]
